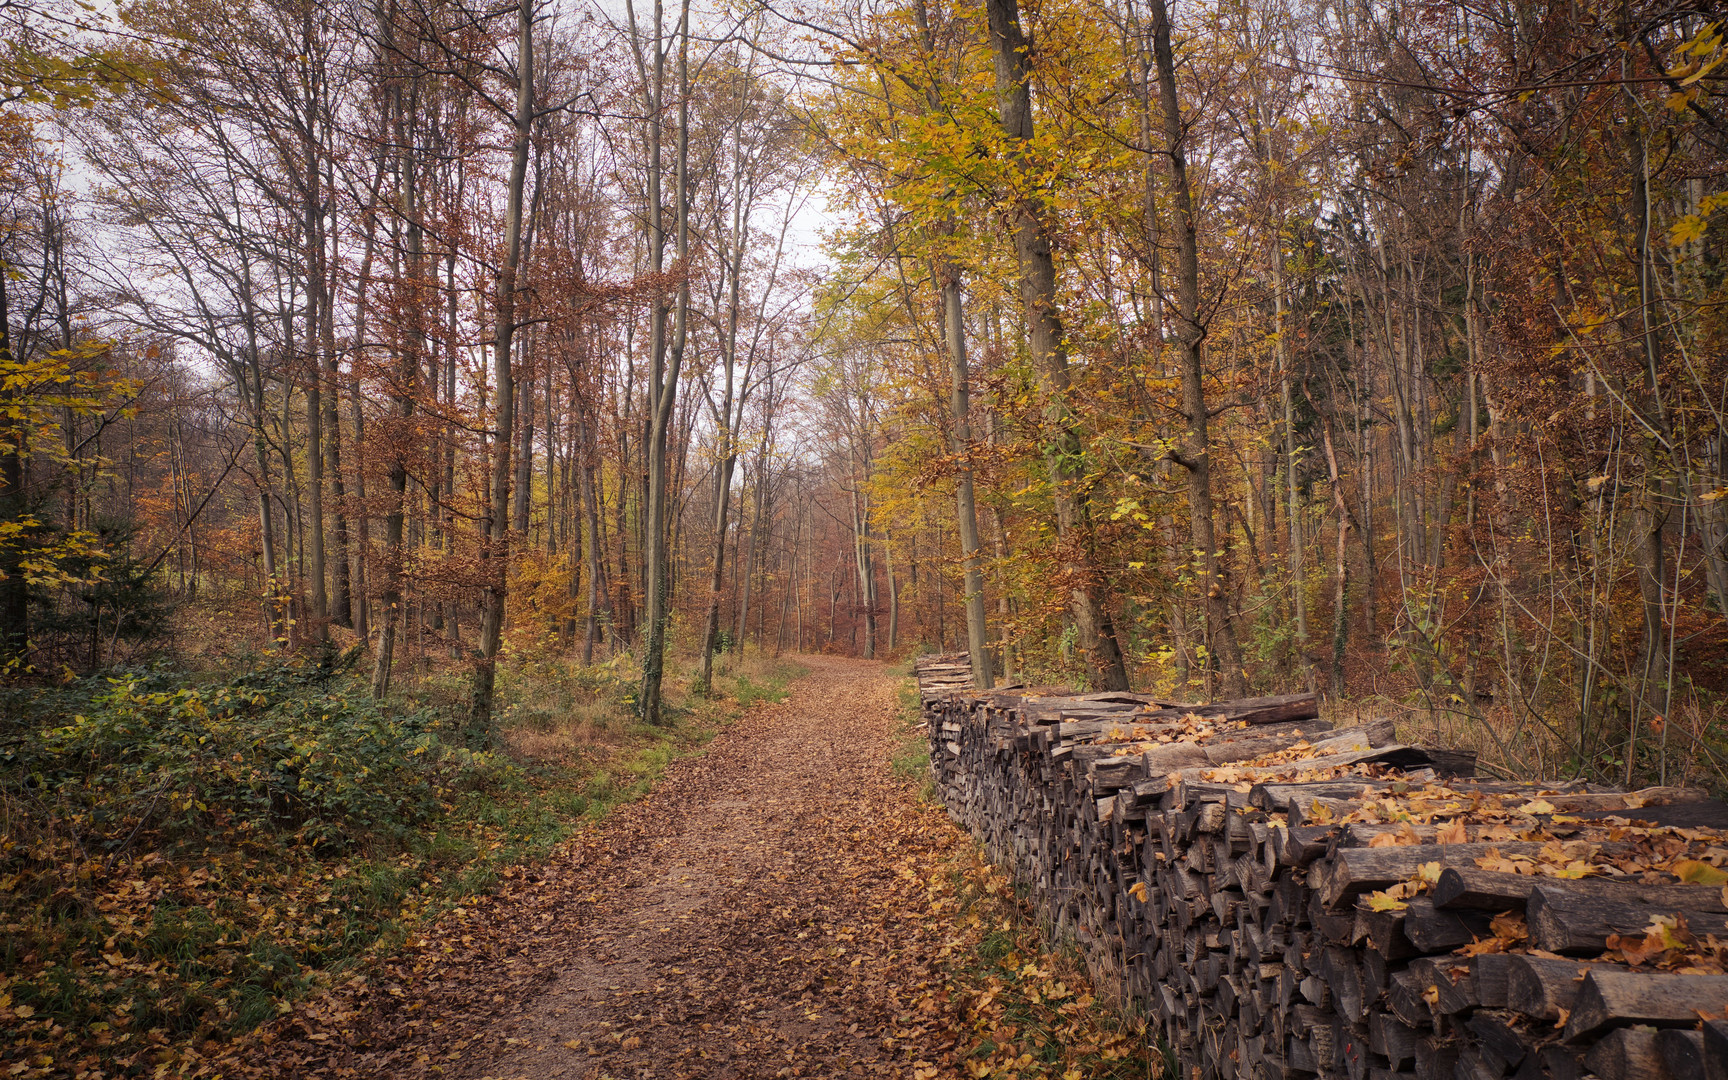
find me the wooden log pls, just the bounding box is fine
[1412,1035,1458,1080]
[1702,1020,1728,1080]
[1464,1011,1529,1071]
[1528,882,1728,953]
[1655,1028,1704,1080]
[1173,692,1322,726]
[1584,1025,1665,1080]
[1564,969,1728,1041]
[1469,953,1514,1009]
[1400,898,1494,954]
[1369,1010,1418,1070]
[1409,955,1476,1017]
[1434,867,1728,913]
[1318,842,1629,909]
[1540,1044,1590,1080]
[1504,955,1601,1021]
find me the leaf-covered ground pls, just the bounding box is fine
[204,656,1158,1080]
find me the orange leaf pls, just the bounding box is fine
[1436,821,1468,845]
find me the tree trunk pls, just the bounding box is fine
[1148,0,1246,697]
[371,71,423,700]
[0,268,26,663]
[637,0,692,725]
[470,0,534,737]
[983,0,1128,690]
[942,261,995,688]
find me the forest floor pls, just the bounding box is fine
[229,656,976,1079]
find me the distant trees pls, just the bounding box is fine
[0,0,829,726]
[802,0,1727,783]
[4,0,1725,784]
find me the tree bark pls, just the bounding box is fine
[983,0,1128,690]
[470,0,534,736]
[1147,0,1246,696]
[636,0,691,725]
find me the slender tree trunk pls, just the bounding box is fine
[0,269,26,662]
[638,0,692,725]
[983,0,1127,690]
[470,0,534,735]
[1148,0,1245,696]
[371,73,423,700]
[941,261,995,688]
[1274,254,1311,690]
[735,451,767,651]
[1321,422,1352,695]
[698,441,735,691]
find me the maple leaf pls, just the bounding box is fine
[1476,848,1525,874]
[1435,820,1468,845]
[1606,930,1666,966]
[1489,912,1529,943]
[1457,937,1509,956]
[1672,859,1728,886]
[1365,890,1408,912]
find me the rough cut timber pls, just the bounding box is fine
[917,653,1728,1080]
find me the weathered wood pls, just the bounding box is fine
[1655,1028,1705,1080]
[916,657,1728,1080]
[1564,969,1728,1041]
[1434,867,1728,913]
[1701,1020,1728,1080]
[1584,1025,1667,1080]
[1504,955,1601,1021]
[1319,842,1631,909]
[1529,882,1728,953]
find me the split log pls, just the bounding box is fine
[1528,882,1728,953]
[1564,969,1728,1040]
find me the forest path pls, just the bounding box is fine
[251,655,970,1080]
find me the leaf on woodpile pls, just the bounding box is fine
[1673,859,1728,886]
[1437,820,1469,844]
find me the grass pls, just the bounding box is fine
[889,679,935,799]
[0,644,805,1079]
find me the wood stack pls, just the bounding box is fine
[918,657,1728,1080]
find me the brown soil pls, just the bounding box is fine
[240,656,970,1080]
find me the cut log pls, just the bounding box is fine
[1504,955,1601,1021]
[1702,1020,1728,1080]
[1528,882,1728,954]
[1655,1028,1704,1080]
[1584,1026,1665,1080]
[1564,969,1728,1041]
[1434,867,1728,914]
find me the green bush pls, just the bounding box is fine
[13,663,455,854]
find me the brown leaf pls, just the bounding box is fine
[1435,820,1468,845]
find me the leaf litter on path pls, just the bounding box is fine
[219,656,1159,1080]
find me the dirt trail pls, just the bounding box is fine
[250,656,969,1080]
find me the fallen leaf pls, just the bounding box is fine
[1673,859,1728,886]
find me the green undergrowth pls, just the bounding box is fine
[891,679,934,798]
[0,647,804,1078]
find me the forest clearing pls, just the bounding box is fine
[2,0,1726,1075]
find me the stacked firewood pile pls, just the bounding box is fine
[913,655,1728,1080]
